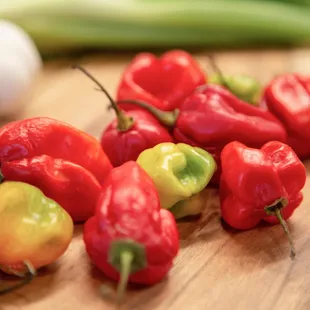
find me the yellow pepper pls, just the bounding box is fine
[136,142,216,218]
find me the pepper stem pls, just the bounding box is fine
[274,208,296,260]
[0,261,36,295]
[106,239,147,305]
[72,65,134,132]
[116,250,133,304]
[265,199,296,260]
[207,54,232,92]
[117,99,179,128]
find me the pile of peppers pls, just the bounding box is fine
[0,49,309,303]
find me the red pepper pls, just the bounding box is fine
[219,141,306,259]
[116,50,206,112]
[83,161,179,301]
[262,73,310,159]
[1,155,102,222]
[117,84,287,185]
[72,66,174,167]
[0,117,112,184]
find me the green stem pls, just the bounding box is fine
[116,250,133,305]
[265,200,296,260]
[274,208,296,260]
[117,99,179,128]
[207,54,232,92]
[0,261,36,295]
[72,65,134,132]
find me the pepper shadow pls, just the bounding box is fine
[0,262,60,307]
[219,216,298,270]
[176,188,223,248]
[88,264,169,310]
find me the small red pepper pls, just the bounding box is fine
[262,73,310,159]
[0,117,112,184]
[1,155,102,222]
[116,50,206,111]
[83,161,179,302]
[72,66,174,167]
[219,141,306,259]
[117,84,287,185]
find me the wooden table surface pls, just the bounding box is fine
[1,48,310,310]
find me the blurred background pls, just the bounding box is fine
[1,0,310,127]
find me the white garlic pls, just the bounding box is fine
[0,20,42,117]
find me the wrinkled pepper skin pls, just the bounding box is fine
[174,85,287,149]
[136,142,216,216]
[1,155,102,222]
[173,85,287,184]
[263,73,310,159]
[0,117,112,184]
[101,109,174,167]
[219,141,306,230]
[120,84,287,186]
[116,50,206,111]
[0,181,73,276]
[83,161,179,286]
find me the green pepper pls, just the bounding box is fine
[0,181,73,293]
[209,73,262,106]
[136,143,216,217]
[169,192,205,219]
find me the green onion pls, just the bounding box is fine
[1,0,310,55]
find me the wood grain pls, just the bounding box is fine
[1,48,310,310]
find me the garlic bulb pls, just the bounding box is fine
[0,20,42,117]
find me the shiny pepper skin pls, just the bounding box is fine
[136,142,216,219]
[0,181,73,276]
[83,161,179,287]
[262,73,310,159]
[101,109,174,167]
[116,50,206,111]
[72,65,174,168]
[1,155,102,222]
[220,141,306,230]
[117,84,287,186]
[0,117,112,184]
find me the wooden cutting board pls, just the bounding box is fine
[1,48,310,310]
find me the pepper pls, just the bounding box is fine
[262,73,310,159]
[116,50,206,112]
[83,161,179,302]
[118,84,287,185]
[219,141,306,259]
[0,116,112,184]
[207,55,262,106]
[209,73,261,106]
[0,181,73,293]
[136,142,216,218]
[72,66,173,168]
[1,155,102,222]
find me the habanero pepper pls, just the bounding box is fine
[116,50,206,112]
[262,73,310,159]
[72,66,173,168]
[209,73,262,107]
[207,55,262,106]
[0,116,112,184]
[136,142,216,219]
[117,84,287,185]
[83,161,179,302]
[1,155,102,222]
[219,141,306,259]
[0,181,73,294]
